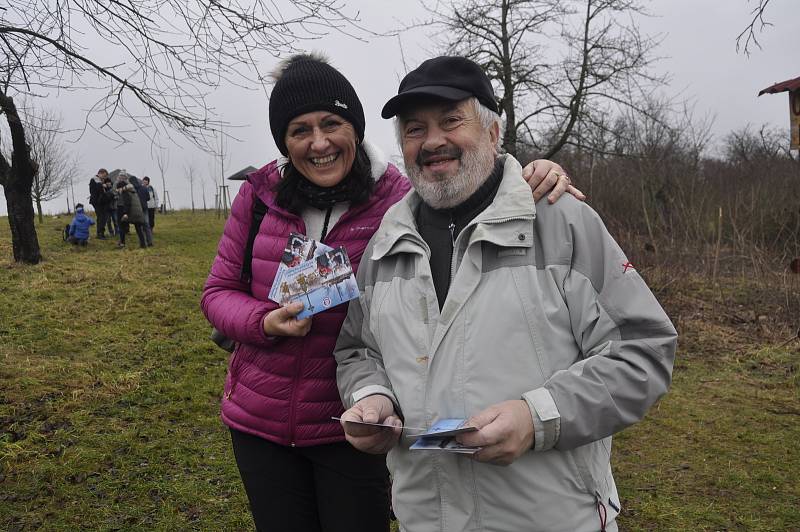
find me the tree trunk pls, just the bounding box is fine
[5,181,42,263]
[0,92,43,264]
[36,198,44,223]
[542,0,593,160]
[499,0,517,157]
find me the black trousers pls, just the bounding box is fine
[95,207,109,236]
[147,208,156,229]
[119,221,146,247]
[230,428,390,532]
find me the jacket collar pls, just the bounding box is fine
[371,154,536,260]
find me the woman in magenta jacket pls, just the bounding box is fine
[201,53,573,532]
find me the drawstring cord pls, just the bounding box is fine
[320,206,333,242]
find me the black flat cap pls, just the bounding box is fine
[381,56,498,119]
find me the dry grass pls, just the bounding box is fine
[1,211,798,531]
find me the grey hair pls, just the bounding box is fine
[270,51,331,83]
[394,97,503,151]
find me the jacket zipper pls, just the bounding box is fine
[225,349,241,400]
[282,216,306,446]
[448,217,457,286]
[287,339,303,446]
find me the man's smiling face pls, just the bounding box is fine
[399,98,498,209]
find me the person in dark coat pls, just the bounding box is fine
[115,173,147,249]
[129,176,154,246]
[89,168,110,239]
[102,176,119,237]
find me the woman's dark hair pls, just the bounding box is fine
[273,144,374,213]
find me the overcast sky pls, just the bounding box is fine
[1,0,798,217]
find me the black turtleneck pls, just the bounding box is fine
[415,159,504,310]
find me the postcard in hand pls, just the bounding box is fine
[268,233,359,319]
[408,418,481,454]
[331,417,400,431]
[409,437,481,454]
[405,418,478,438]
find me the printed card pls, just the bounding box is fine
[268,234,359,319]
[407,418,481,454]
[267,233,319,302]
[409,437,481,454]
[405,418,478,438]
[331,417,400,430]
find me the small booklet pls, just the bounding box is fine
[409,437,481,454]
[407,418,481,454]
[268,233,359,319]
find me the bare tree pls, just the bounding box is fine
[62,167,78,214]
[154,148,170,214]
[26,108,80,222]
[0,0,367,263]
[416,0,663,158]
[736,0,773,55]
[185,163,197,214]
[212,128,234,217]
[724,124,792,164]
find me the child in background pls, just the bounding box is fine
[68,203,95,247]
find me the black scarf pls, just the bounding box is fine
[295,175,353,210]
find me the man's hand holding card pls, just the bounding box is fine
[339,395,403,454]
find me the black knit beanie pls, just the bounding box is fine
[269,54,365,156]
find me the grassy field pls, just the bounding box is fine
[1,211,798,531]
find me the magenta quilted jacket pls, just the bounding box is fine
[201,151,410,446]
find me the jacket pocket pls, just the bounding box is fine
[569,437,613,497]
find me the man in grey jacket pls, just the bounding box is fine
[335,56,677,532]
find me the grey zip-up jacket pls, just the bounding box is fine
[335,155,677,532]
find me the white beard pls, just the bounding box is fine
[406,136,496,210]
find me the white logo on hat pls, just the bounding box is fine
[334,100,348,109]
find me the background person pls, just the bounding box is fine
[129,176,153,247]
[89,168,110,239]
[102,176,119,237]
[115,174,147,249]
[67,203,95,247]
[200,53,576,532]
[142,176,159,231]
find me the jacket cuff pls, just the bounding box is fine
[522,387,561,452]
[351,385,399,411]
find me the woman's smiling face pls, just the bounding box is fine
[284,111,357,188]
